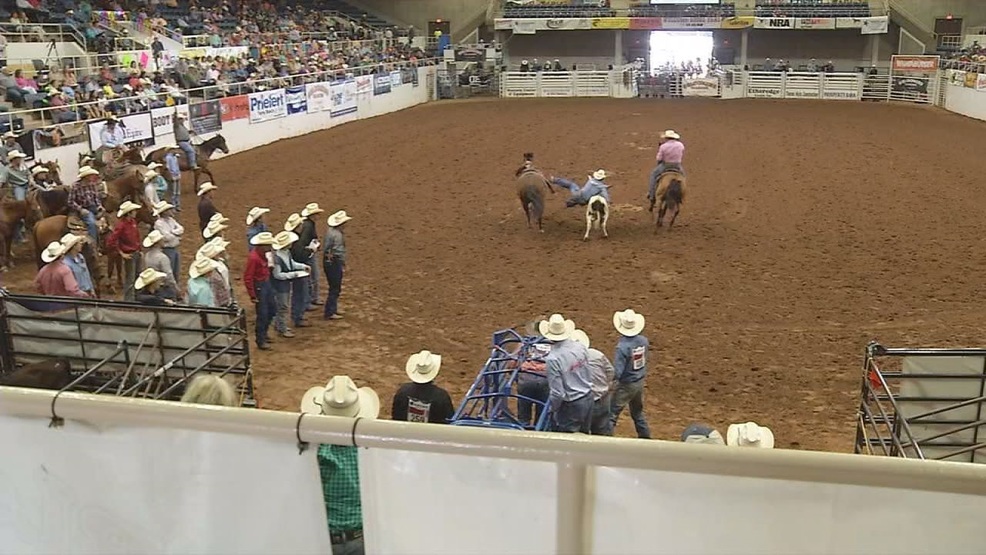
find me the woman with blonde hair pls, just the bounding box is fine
[180,374,237,407]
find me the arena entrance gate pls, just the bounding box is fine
[0,291,256,406]
[855,341,986,463]
[436,66,500,99]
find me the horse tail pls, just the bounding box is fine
[667,180,683,205]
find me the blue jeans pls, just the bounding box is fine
[79,207,99,247]
[255,279,276,345]
[12,185,27,240]
[591,392,613,435]
[608,379,651,438]
[274,288,291,333]
[178,140,197,167]
[290,277,308,326]
[323,259,344,318]
[648,163,685,201]
[162,247,179,280]
[517,375,549,428]
[550,393,592,433]
[170,179,181,209]
[308,258,320,305]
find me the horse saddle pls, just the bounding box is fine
[66,215,87,232]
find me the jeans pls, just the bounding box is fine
[590,392,613,435]
[308,258,320,305]
[550,393,592,433]
[331,537,364,555]
[162,247,179,280]
[255,279,276,345]
[80,208,99,246]
[274,288,291,333]
[178,140,197,167]
[648,163,685,201]
[170,179,181,209]
[290,277,308,326]
[516,375,549,427]
[323,259,344,318]
[12,184,27,240]
[123,252,141,302]
[608,379,651,438]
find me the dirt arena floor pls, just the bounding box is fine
[7,97,986,452]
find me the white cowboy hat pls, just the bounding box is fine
[59,233,84,251]
[189,257,218,279]
[202,220,228,240]
[249,231,275,246]
[613,309,645,337]
[209,212,229,225]
[405,350,442,384]
[726,422,775,449]
[570,329,590,348]
[538,314,575,342]
[175,112,187,119]
[122,84,133,91]
[142,229,164,248]
[152,201,174,217]
[663,129,680,140]
[300,375,380,418]
[135,267,167,290]
[327,210,352,227]
[41,241,68,263]
[197,182,217,196]
[283,212,304,231]
[246,206,270,225]
[7,151,26,161]
[196,238,228,260]
[77,166,100,179]
[106,114,120,122]
[143,169,159,181]
[301,202,324,217]
[116,200,142,218]
[591,169,607,181]
[31,165,49,175]
[146,161,163,170]
[2,131,16,139]
[272,230,299,250]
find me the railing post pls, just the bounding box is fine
[555,461,588,554]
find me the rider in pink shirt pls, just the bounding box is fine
[648,129,685,207]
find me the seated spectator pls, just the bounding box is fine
[48,91,79,123]
[1,67,28,106]
[14,69,39,94]
[180,374,238,406]
[392,350,455,424]
[726,422,775,448]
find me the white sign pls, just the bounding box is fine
[330,80,357,117]
[662,17,720,29]
[355,75,373,97]
[150,105,191,142]
[795,17,835,30]
[305,82,332,113]
[861,16,889,35]
[754,17,795,29]
[746,86,784,99]
[835,17,863,29]
[390,70,402,87]
[822,89,861,100]
[87,112,154,151]
[248,89,287,124]
[682,77,719,97]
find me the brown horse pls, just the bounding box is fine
[83,143,145,174]
[144,134,229,187]
[32,215,105,297]
[516,170,555,233]
[653,171,686,231]
[0,199,44,270]
[103,165,155,226]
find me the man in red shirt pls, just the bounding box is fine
[244,231,276,350]
[107,200,143,301]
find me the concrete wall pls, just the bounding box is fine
[746,29,881,70]
[505,31,620,70]
[352,0,491,36]
[893,0,986,32]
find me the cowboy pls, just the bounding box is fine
[186,257,220,307]
[142,169,164,207]
[107,200,143,302]
[301,375,379,555]
[570,329,615,435]
[196,181,219,233]
[244,231,277,350]
[98,115,127,162]
[196,237,232,306]
[31,165,56,190]
[539,314,593,433]
[59,233,95,298]
[134,268,175,306]
[322,210,351,321]
[299,202,323,308]
[0,131,19,164]
[517,317,552,428]
[246,206,271,250]
[392,350,455,424]
[726,422,775,448]
[68,166,103,247]
[173,112,199,170]
[163,145,182,210]
[146,162,169,202]
[180,375,237,406]
[2,150,31,200]
[203,213,228,243]
[35,241,88,297]
[284,212,312,326]
[647,129,685,210]
[152,201,183,278]
[141,229,178,294]
[607,309,651,439]
[271,230,310,339]
[553,169,612,208]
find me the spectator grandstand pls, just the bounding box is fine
[753,1,871,18]
[501,0,869,19]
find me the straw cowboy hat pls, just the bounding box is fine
[152,201,174,217]
[301,202,324,217]
[77,166,100,179]
[301,375,380,418]
[327,210,352,227]
[135,268,167,290]
[7,151,26,161]
[726,422,775,449]
[143,169,159,181]
[249,231,275,246]
[106,114,119,122]
[272,230,299,250]
[538,314,575,341]
[41,241,68,263]
[591,169,608,181]
[209,212,230,225]
[189,257,218,279]
[116,200,142,218]
[662,129,680,140]
[59,233,84,251]
[203,219,228,240]
[197,182,217,196]
[197,238,228,260]
[175,112,187,120]
[142,229,164,248]
[147,162,163,171]
[613,309,645,337]
[405,350,442,384]
[570,329,590,349]
[2,131,16,139]
[31,165,49,175]
[283,212,304,231]
[246,206,270,225]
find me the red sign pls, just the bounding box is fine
[219,95,250,122]
[891,55,940,72]
[629,17,662,30]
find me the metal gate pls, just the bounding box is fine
[436,68,500,100]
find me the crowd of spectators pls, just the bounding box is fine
[944,41,986,68]
[753,0,870,18]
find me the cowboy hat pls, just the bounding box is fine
[662,129,680,140]
[116,200,142,218]
[202,220,228,240]
[146,161,163,170]
[7,151,26,160]
[591,169,607,181]
[726,422,775,449]
[152,201,174,217]
[143,169,159,181]
[301,202,324,217]
[31,165,49,175]
[59,233,84,251]
[405,350,442,384]
[106,114,119,122]
[682,423,726,445]
[134,268,167,290]
[250,231,275,246]
[41,241,68,263]
[189,257,218,279]
[142,229,165,248]
[246,206,270,225]
[300,375,380,418]
[272,230,299,250]
[2,131,16,139]
[327,210,352,227]
[570,329,590,349]
[197,182,217,196]
[197,238,229,259]
[209,212,229,225]
[613,309,645,337]
[77,166,100,179]
[538,314,575,342]
[175,112,187,119]
[283,212,304,231]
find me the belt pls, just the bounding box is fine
[330,529,363,544]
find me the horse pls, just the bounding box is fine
[0,358,73,390]
[584,195,609,241]
[653,171,686,231]
[0,199,44,270]
[516,170,555,233]
[144,134,229,187]
[32,215,106,297]
[102,165,155,226]
[84,143,145,176]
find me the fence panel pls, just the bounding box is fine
[745,72,785,98]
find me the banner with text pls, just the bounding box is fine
[591,17,630,29]
[305,82,332,113]
[88,112,154,151]
[249,89,287,123]
[795,17,835,30]
[682,76,720,97]
[891,55,940,73]
[835,17,863,29]
[330,80,358,118]
[374,74,391,95]
[978,74,986,92]
[150,105,191,142]
[390,70,402,88]
[220,95,250,122]
[355,75,373,97]
[719,16,755,29]
[860,16,889,35]
[755,17,795,30]
[629,17,662,30]
[285,86,308,115]
[190,100,222,134]
[965,72,978,88]
[661,16,720,29]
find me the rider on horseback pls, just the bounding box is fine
[68,166,104,248]
[174,113,199,170]
[553,169,612,208]
[31,165,56,190]
[647,129,685,208]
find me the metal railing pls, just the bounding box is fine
[500,2,884,18]
[0,22,87,50]
[941,58,986,75]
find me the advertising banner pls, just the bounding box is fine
[390,70,402,88]
[150,105,190,141]
[661,17,720,29]
[543,18,592,30]
[220,95,250,122]
[355,75,373,97]
[860,16,889,34]
[330,80,358,118]
[374,74,391,95]
[947,69,966,85]
[494,17,591,31]
[682,76,720,97]
[285,85,308,115]
[591,17,630,29]
[189,100,222,134]
[305,82,332,113]
[891,55,940,72]
[965,71,978,88]
[754,17,795,29]
[248,89,287,124]
[795,17,835,30]
[719,16,754,29]
[628,17,662,30]
[87,112,153,151]
[835,17,863,29]
[978,74,986,92]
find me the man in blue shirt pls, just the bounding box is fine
[552,169,612,208]
[539,313,593,433]
[607,309,651,439]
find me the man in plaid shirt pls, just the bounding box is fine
[68,166,103,246]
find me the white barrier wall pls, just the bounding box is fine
[945,81,986,122]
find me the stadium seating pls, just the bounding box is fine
[753,1,871,18]
[502,1,616,19]
[629,3,737,18]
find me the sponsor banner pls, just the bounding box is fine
[285,86,307,115]
[661,16,720,29]
[591,17,630,29]
[220,95,250,122]
[682,76,719,97]
[947,69,966,85]
[821,89,860,100]
[892,76,929,95]
[150,105,190,141]
[629,17,662,30]
[355,75,373,97]
[374,74,392,95]
[891,55,940,72]
[305,82,332,113]
[720,16,754,29]
[543,18,592,30]
[390,70,402,88]
[190,100,222,134]
[835,17,863,29]
[978,73,986,92]
[754,17,795,30]
[494,18,513,30]
[861,15,889,35]
[330,80,358,118]
[965,72,978,88]
[88,112,154,151]
[248,89,287,124]
[494,18,538,34]
[796,17,835,30]
[746,86,783,99]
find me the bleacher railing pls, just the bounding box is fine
[500,1,887,18]
[0,22,87,51]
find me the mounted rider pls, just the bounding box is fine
[97,115,127,166]
[68,166,105,247]
[553,169,612,208]
[174,112,199,170]
[647,129,685,209]
[31,165,57,190]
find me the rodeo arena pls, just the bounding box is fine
[5,0,986,552]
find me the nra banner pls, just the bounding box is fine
[248,88,287,124]
[795,17,835,30]
[662,16,720,29]
[591,17,629,29]
[219,95,249,122]
[88,112,153,151]
[755,17,795,30]
[891,55,940,73]
[150,105,190,142]
[719,16,754,29]
[330,80,357,118]
[355,75,373,97]
[305,82,331,113]
[628,17,662,30]
[285,85,307,115]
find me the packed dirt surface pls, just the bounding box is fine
[7,98,986,452]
